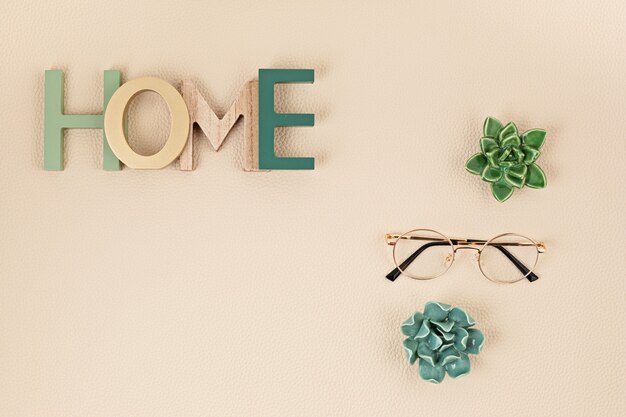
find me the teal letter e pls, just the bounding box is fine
[258,69,315,170]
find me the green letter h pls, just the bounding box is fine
[44,70,122,170]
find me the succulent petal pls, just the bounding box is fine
[417,343,437,367]
[508,163,528,179]
[522,129,547,149]
[498,122,518,143]
[512,147,525,163]
[483,117,503,139]
[465,153,488,175]
[498,147,513,161]
[427,332,443,350]
[485,148,500,167]
[431,320,455,333]
[419,359,446,384]
[481,166,502,183]
[526,163,547,189]
[504,171,525,189]
[445,353,471,378]
[403,338,419,364]
[438,346,462,366]
[491,179,514,202]
[439,331,456,342]
[415,320,431,339]
[480,137,499,154]
[448,307,476,328]
[522,145,541,165]
[401,312,424,338]
[453,327,469,351]
[465,329,486,354]
[424,301,452,321]
[500,134,521,148]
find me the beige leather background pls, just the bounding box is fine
[1,1,625,416]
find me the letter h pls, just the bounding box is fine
[44,70,122,170]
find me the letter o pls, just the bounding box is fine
[104,77,190,169]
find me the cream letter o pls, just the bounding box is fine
[104,77,190,169]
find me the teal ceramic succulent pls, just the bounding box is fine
[402,301,484,383]
[466,116,547,202]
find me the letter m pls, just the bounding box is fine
[179,81,262,171]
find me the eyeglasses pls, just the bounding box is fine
[385,229,546,284]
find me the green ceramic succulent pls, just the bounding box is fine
[402,301,484,384]
[466,116,547,202]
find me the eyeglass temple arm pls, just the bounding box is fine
[385,240,539,282]
[493,245,539,282]
[385,241,450,281]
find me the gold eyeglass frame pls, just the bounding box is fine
[385,228,546,284]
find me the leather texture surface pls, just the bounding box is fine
[0,1,625,416]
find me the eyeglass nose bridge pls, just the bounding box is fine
[453,245,481,263]
[453,245,481,252]
[452,238,484,252]
[451,239,485,263]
